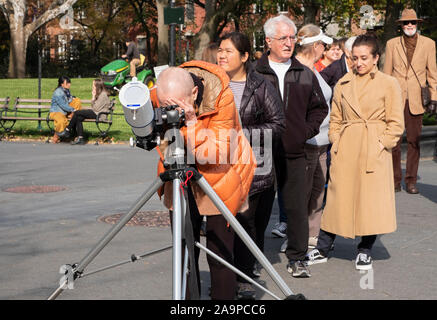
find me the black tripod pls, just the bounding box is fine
[47,111,304,300]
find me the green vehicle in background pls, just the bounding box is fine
[100,55,155,96]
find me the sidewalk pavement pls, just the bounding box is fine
[0,141,436,300]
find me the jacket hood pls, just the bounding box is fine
[180,60,230,117]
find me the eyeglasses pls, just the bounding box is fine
[402,20,418,26]
[271,35,297,44]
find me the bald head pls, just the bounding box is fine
[156,67,194,101]
[155,67,199,122]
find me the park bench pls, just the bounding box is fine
[0,97,116,139]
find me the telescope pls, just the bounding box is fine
[119,77,185,152]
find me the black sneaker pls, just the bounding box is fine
[287,260,311,278]
[236,282,256,300]
[57,129,71,138]
[355,253,373,271]
[71,137,86,145]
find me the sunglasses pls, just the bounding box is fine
[402,20,418,26]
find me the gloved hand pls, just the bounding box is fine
[426,100,436,115]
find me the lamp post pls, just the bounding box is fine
[37,0,42,130]
[183,31,194,62]
[169,0,176,66]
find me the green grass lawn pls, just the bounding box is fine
[0,78,133,142]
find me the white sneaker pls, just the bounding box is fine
[280,238,288,253]
[355,253,373,270]
[305,249,328,266]
[271,222,287,238]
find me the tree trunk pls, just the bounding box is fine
[380,0,403,68]
[7,42,14,78]
[194,29,214,60]
[381,0,402,48]
[303,1,320,25]
[156,0,169,65]
[7,13,27,78]
[193,0,217,59]
[144,27,153,66]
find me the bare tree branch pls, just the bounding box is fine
[25,0,78,37]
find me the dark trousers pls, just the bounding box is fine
[304,144,329,238]
[172,185,236,300]
[280,157,308,262]
[234,185,275,283]
[392,100,423,186]
[316,229,377,257]
[67,109,96,137]
[277,187,287,223]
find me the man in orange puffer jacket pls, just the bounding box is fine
[153,62,256,299]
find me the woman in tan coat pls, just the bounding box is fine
[306,35,404,271]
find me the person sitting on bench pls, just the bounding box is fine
[58,79,111,145]
[49,76,82,143]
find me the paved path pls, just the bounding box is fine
[0,141,436,300]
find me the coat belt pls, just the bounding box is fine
[333,119,385,173]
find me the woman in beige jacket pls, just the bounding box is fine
[58,79,111,145]
[305,35,404,271]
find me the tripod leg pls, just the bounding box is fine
[181,246,189,300]
[48,177,164,300]
[172,179,183,300]
[195,177,294,298]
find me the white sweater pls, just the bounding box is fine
[306,69,332,146]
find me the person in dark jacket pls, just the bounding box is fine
[217,32,285,299]
[122,39,141,77]
[255,15,328,278]
[320,36,357,92]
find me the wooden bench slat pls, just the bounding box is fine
[16,99,52,103]
[1,117,46,121]
[14,105,51,109]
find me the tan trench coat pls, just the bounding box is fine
[383,35,437,114]
[321,68,404,239]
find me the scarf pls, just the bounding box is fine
[403,33,418,66]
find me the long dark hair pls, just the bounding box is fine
[57,76,70,88]
[93,78,107,100]
[218,32,252,72]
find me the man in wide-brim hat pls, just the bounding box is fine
[396,8,423,23]
[383,8,437,195]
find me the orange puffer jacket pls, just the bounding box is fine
[154,60,256,216]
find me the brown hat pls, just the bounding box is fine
[397,8,423,23]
